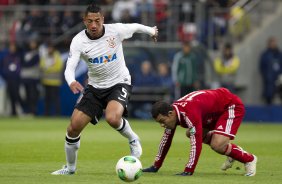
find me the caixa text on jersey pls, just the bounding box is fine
[88,53,117,64]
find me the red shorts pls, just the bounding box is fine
[211,99,245,140]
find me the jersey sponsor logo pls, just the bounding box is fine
[88,53,117,64]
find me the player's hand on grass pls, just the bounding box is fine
[151,26,158,42]
[70,81,84,94]
[175,172,193,176]
[142,165,159,173]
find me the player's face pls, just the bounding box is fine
[84,12,104,38]
[155,111,177,129]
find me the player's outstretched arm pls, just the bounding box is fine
[142,165,159,173]
[122,23,158,42]
[69,81,84,94]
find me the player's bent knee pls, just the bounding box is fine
[67,111,91,137]
[210,134,230,154]
[210,144,225,154]
[210,140,228,154]
[67,125,81,137]
[67,120,85,137]
[105,114,121,127]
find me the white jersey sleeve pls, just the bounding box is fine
[115,23,156,40]
[64,36,82,86]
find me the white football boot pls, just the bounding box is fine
[244,155,257,176]
[221,157,235,171]
[129,139,142,158]
[221,146,245,171]
[51,165,75,175]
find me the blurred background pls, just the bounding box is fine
[0,0,282,122]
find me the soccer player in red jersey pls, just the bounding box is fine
[143,88,257,176]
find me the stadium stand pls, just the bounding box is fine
[0,0,282,122]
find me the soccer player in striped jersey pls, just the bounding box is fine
[143,88,257,176]
[51,3,158,175]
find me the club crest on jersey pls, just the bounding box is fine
[88,53,117,64]
[106,37,116,48]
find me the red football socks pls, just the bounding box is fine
[227,144,254,163]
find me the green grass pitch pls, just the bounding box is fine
[0,117,282,184]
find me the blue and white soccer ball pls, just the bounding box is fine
[115,156,142,182]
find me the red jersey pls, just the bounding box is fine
[153,88,245,173]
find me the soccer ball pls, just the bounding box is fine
[115,156,142,182]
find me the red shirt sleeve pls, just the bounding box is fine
[174,102,204,173]
[184,122,203,173]
[154,128,176,168]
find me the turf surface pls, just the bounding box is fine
[0,117,281,184]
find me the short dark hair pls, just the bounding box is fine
[85,3,101,16]
[151,101,173,119]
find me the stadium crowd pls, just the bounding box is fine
[2,0,242,45]
[0,0,281,117]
